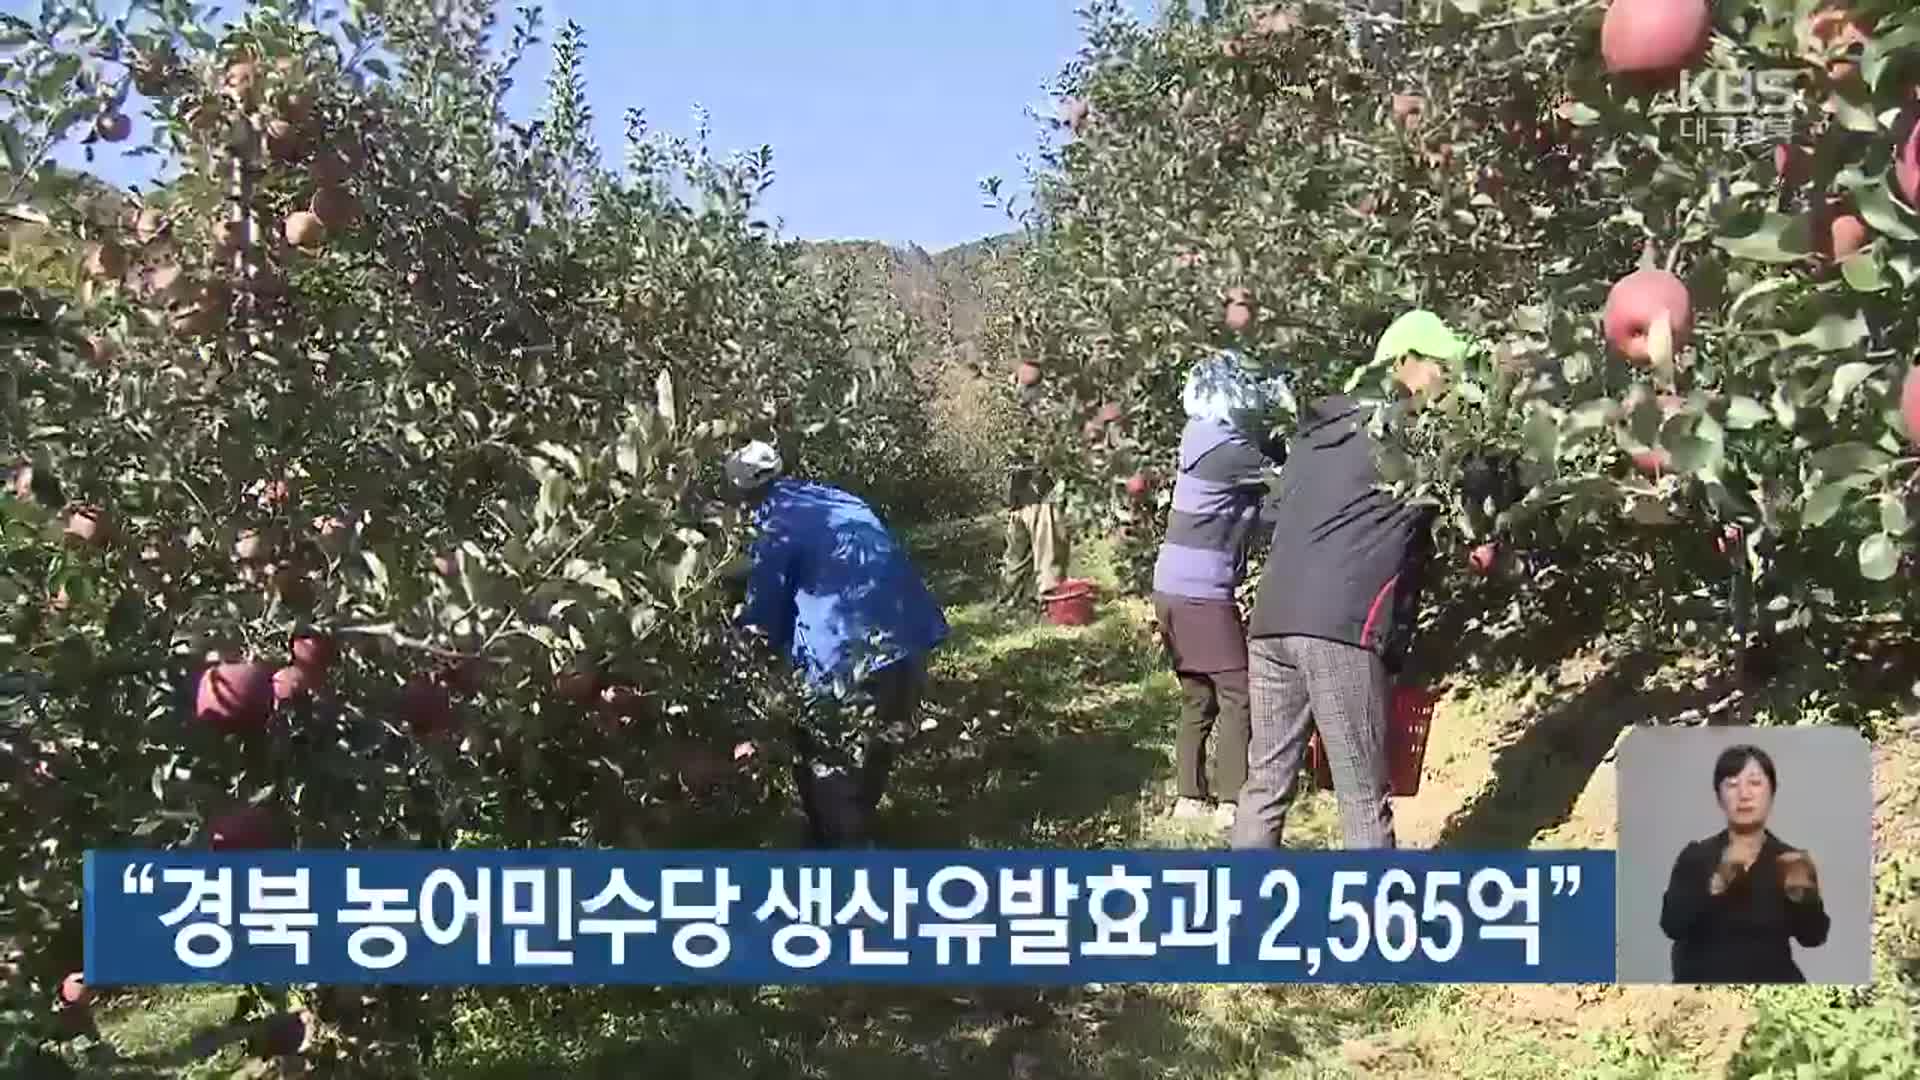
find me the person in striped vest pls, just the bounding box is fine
[1152,352,1289,828]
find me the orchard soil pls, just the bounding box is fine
[79,521,1919,1078]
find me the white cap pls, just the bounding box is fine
[724,440,784,492]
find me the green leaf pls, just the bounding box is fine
[1726,277,1795,323]
[1723,395,1769,430]
[1715,214,1803,263]
[1806,441,1891,481]
[1880,496,1909,536]
[1521,405,1558,465]
[1863,23,1920,92]
[1858,533,1899,581]
[1780,311,1870,354]
[1840,250,1888,293]
[536,472,571,525]
[361,550,390,597]
[534,441,583,479]
[1856,182,1920,242]
[655,368,678,433]
[1803,483,1850,528]
[0,122,21,176]
[1564,398,1616,437]
[1666,434,1722,476]
[1826,361,1882,414]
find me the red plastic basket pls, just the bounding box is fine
[1307,684,1438,797]
[1041,579,1097,626]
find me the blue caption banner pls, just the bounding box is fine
[83,850,1616,986]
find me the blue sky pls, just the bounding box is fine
[19,1,1162,252]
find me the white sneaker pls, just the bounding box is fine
[1172,797,1214,820]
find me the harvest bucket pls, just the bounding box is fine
[1041,579,1098,626]
[1307,684,1439,798]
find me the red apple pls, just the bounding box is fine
[1713,524,1743,557]
[271,664,312,702]
[1817,199,1872,261]
[555,666,598,704]
[597,684,645,725]
[432,552,458,577]
[195,663,277,733]
[312,518,351,557]
[401,677,455,736]
[1774,143,1810,185]
[1059,97,1089,131]
[1802,5,1874,58]
[1390,94,1425,131]
[1015,362,1042,387]
[1468,542,1499,576]
[261,1010,308,1055]
[1125,472,1152,499]
[1603,268,1693,364]
[59,972,91,1007]
[1900,365,1920,448]
[290,631,336,671]
[1601,0,1711,78]
[209,805,280,850]
[63,507,110,547]
[1097,402,1124,424]
[259,479,293,507]
[1896,120,1920,209]
[438,659,487,697]
[1631,447,1671,477]
[94,111,131,142]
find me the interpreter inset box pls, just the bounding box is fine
[1615,726,1872,985]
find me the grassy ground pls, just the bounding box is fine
[73,516,1920,1078]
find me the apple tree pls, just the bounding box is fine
[0,0,923,1069]
[993,0,1920,724]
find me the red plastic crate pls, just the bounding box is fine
[1306,684,1438,798]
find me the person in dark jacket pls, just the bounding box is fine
[1661,744,1830,983]
[1230,311,1510,850]
[1152,352,1288,827]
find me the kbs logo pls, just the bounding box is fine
[1646,68,1799,147]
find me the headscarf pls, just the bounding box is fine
[723,440,784,492]
[1182,350,1291,435]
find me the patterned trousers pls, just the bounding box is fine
[1230,635,1396,850]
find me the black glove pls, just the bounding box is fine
[1460,452,1522,516]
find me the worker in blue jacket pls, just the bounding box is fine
[727,440,950,848]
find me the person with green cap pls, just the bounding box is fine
[1230,311,1517,850]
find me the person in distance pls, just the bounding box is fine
[998,373,1071,616]
[1151,351,1288,830]
[1659,744,1830,984]
[1230,311,1519,850]
[725,440,951,849]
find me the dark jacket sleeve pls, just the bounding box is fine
[1660,841,1723,943]
[1381,506,1436,676]
[1781,855,1832,947]
[1194,436,1279,494]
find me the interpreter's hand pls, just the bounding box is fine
[1709,853,1747,896]
[1777,851,1819,901]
